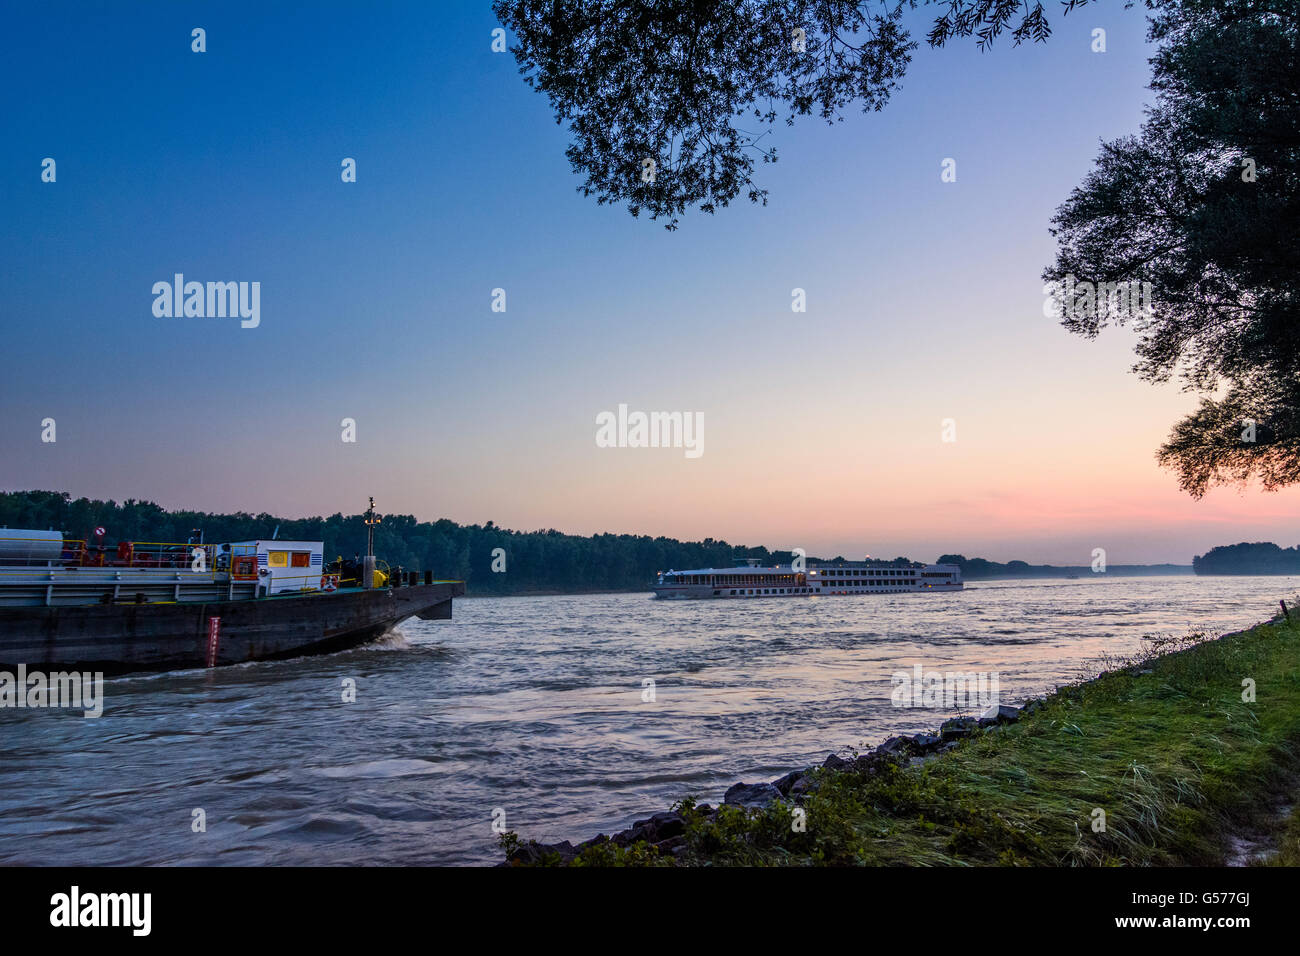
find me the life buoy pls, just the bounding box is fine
[320,574,338,592]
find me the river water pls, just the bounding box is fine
[1,575,1296,865]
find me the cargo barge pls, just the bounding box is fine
[0,502,464,673]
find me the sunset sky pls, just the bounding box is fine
[3,1,1298,566]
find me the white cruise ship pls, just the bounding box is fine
[652,558,962,599]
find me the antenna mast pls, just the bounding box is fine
[362,497,382,589]
[364,496,380,558]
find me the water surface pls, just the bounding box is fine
[1,575,1294,865]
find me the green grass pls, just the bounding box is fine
[1261,792,1300,866]
[528,611,1300,866]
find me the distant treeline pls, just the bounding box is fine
[936,554,1192,579]
[1,491,1202,594]
[1193,542,1300,576]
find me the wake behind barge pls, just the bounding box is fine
[0,526,464,674]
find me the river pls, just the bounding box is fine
[1,575,1295,865]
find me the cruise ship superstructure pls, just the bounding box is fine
[652,558,962,599]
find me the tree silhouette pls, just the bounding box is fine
[1043,0,1300,496]
[493,0,1103,228]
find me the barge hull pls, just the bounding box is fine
[0,582,465,674]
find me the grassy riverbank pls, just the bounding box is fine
[511,609,1300,866]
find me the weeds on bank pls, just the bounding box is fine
[497,827,672,867]
[1262,799,1300,866]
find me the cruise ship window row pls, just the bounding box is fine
[661,569,955,588]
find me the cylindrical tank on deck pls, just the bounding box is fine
[0,529,66,564]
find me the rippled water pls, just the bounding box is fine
[2,575,1296,865]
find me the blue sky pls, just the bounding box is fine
[5,1,1295,563]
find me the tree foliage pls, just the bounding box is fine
[1043,0,1300,496]
[493,0,1101,228]
[1193,540,1300,574]
[925,0,1106,49]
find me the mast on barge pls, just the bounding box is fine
[363,496,381,589]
